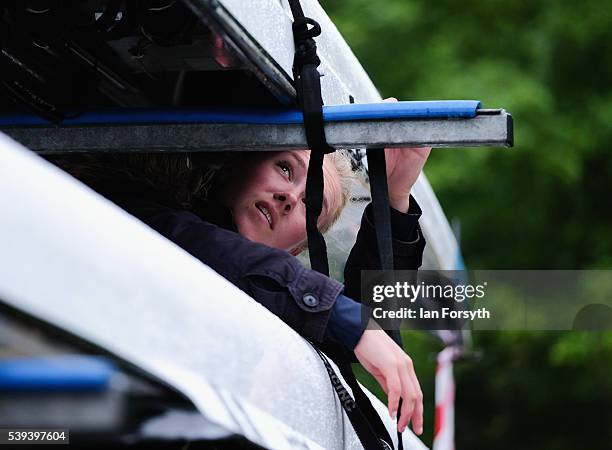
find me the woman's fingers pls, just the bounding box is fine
[408,366,424,435]
[394,356,424,435]
[411,390,424,435]
[353,327,425,434]
[386,366,402,419]
[397,361,416,432]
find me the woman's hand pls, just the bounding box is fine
[382,97,432,212]
[354,320,424,435]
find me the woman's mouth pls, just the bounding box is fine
[255,202,274,229]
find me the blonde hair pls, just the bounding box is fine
[319,150,354,234]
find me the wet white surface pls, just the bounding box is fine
[0,133,428,450]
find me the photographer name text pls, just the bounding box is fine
[372,306,490,320]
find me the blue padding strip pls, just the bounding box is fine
[0,101,481,127]
[324,100,481,121]
[0,355,115,392]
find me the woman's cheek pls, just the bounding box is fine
[235,210,261,242]
[292,218,308,246]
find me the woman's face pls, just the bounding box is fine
[223,150,341,253]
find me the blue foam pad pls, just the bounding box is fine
[0,100,481,126]
[0,355,115,392]
[324,100,481,121]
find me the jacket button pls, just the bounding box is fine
[302,293,319,308]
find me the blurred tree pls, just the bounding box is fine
[321,0,612,448]
[322,0,612,269]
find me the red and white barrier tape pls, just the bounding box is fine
[433,346,460,450]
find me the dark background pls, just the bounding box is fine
[319,0,612,448]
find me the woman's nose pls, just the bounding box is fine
[273,192,298,213]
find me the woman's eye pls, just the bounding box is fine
[278,161,292,179]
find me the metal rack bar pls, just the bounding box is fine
[1,110,512,154]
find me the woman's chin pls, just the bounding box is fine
[236,220,267,245]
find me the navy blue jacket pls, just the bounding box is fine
[118,196,425,347]
[328,201,425,348]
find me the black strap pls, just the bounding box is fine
[287,1,397,449]
[365,149,403,342]
[287,0,334,275]
[367,148,405,450]
[312,345,391,450]
[366,148,394,271]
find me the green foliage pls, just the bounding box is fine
[322,0,612,269]
[321,0,612,447]
[455,331,612,450]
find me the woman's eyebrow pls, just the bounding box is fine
[295,152,328,213]
[290,152,307,173]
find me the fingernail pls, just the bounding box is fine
[390,410,397,420]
